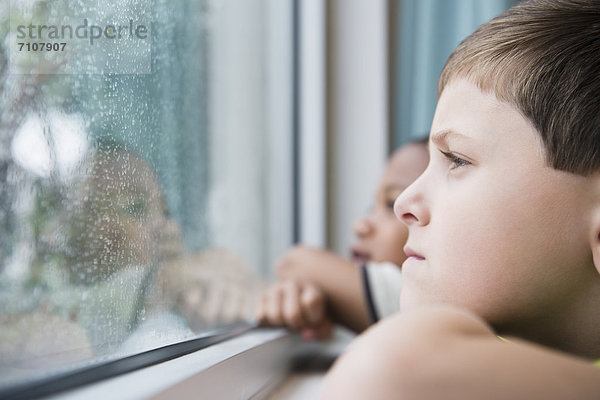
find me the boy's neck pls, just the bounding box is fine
[496,279,600,360]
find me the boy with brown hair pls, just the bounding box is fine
[321,0,600,398]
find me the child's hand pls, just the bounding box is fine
[255,280,333,340]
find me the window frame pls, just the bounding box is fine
[44,328,295,400]
[0,324,255,400]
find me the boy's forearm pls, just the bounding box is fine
[322,306,600,399]
[276,246,370,332]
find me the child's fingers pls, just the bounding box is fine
[256,282,307,329]
[300,283,326,326]
[257,284,284,325]
[255,281,327,332]
[255,291,271,324]
[281,281,305,330]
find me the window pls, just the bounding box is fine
[391,0,519,146]
[0,0,293,394]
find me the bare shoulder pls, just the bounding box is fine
[321,306,600,400]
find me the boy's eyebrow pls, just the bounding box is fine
[430,129,473,148]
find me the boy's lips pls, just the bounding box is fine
[403,246,425,260]
[350,246,370,264]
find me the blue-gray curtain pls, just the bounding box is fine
[393,0,519,146]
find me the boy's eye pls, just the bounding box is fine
[440,150,471,170]
[121,198,148,219]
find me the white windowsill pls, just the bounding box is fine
[48,328,295,400]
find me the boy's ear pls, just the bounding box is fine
[591,206,600,276]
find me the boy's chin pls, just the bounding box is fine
[399,291,454,314]
[399,291,427,313]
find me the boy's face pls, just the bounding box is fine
[351,144,428,267]
[394,78,597,329]
[65,150,182,284]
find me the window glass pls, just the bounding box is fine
[0,0,291,390]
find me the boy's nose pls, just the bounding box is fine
[353,216,374,238]
[394,177,430,227]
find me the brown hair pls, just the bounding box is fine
[439,0,600,175]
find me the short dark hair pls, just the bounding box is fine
[439,0,600,176]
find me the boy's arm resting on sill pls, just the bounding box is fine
[256,246,370,336]
[321,306,600,400]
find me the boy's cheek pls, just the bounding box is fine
[417,232,512,312]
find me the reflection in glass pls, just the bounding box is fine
[0,0,271,390]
